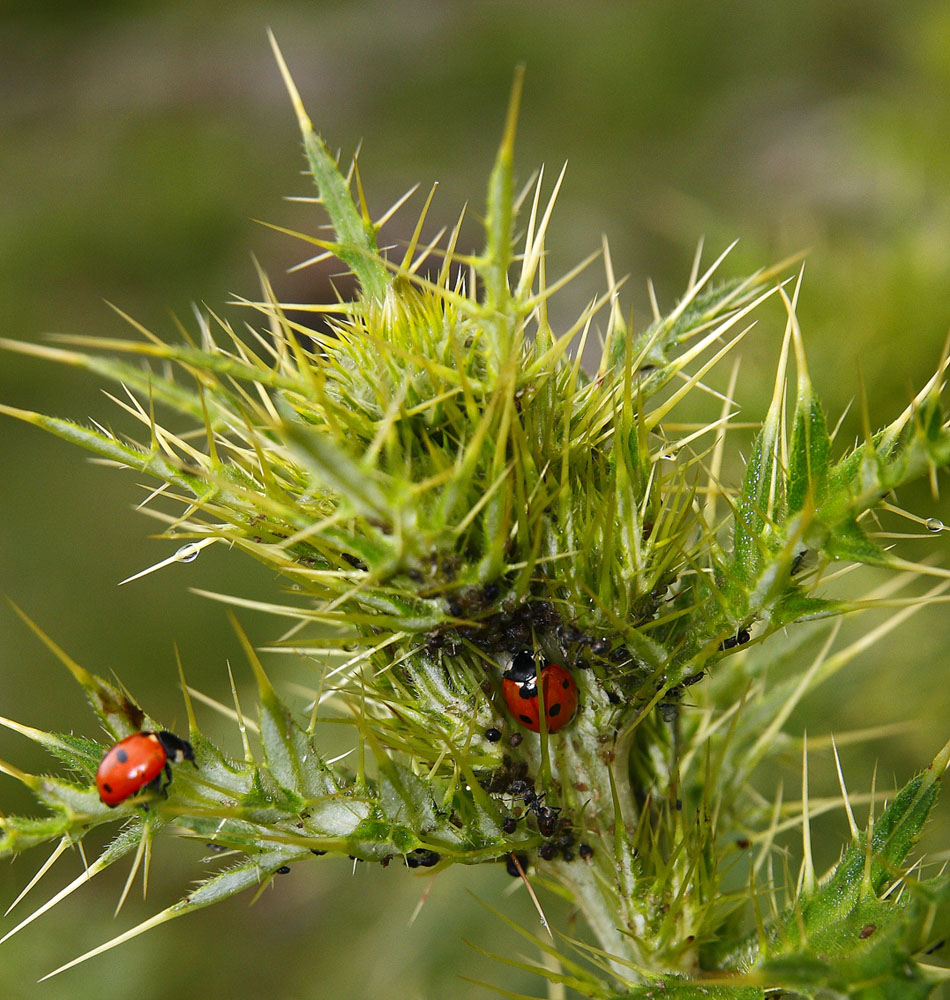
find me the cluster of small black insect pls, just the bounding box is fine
[656,624,754,724]
[427,585,610,660]
[483,764,594,870]
[405,848,441,868]
[658,667,706,723]
[482,755,532,796]
[718,628,751,651]
[423,577,673,710]
[444,593,563,658]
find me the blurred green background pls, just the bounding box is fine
[2,2,949,996]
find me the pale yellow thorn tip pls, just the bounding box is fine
[499,64,526,162]
[931,735,950,779]
[267,28,313,134]
[118,538,215,586]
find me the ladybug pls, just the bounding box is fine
[501,651,578,733]
[96,730,195,807]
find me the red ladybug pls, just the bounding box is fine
[502,652,578,733]
[96,730,195,807]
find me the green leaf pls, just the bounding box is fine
[618,984,763,999]
[277,405,398,527]
[296,141,388,303]
[823,517,891,567]
[0,406,211,502]
[0,338,211,422]
[769,591,845,626]
[482,66,523,319]
[756,743,950,995]
[269,31,389,303]
[787,390,831,515]
[377,757,440,832]
[731,416,778,586]
[0,815,78,858]
[233,618,339,800]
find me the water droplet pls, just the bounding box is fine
[926,518,944,533]
[176,543,200,563]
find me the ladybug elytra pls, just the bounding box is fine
[501,652,578,733]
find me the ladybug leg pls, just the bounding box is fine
[159,761,173,798]
[141,766,172,805]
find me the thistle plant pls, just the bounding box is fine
[2,37,950,996]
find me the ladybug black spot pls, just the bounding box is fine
[116,749,129,764]
[548,703,562,718]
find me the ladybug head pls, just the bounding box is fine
[505,650,539,685]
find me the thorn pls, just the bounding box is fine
[0,856,108,946]
[863,763,878,889]
[267,28,313,135]
[174,645,198,736]
[408,875,437,927]
[507,853,554,942]
[498,64,526,165]
[115,829,149,917]
[800,733,815,895]
[832,736,859,839]
[118,538,216,586]
[227,660,254,763]
[3,838,70,917]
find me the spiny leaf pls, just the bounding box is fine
[0,338,210,421]
[231,615,338,800]
[269,30,389,303]
[615,986,764,1000]
[786,298,832,515]
[482,65,524,322]
[753,741,950,990]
